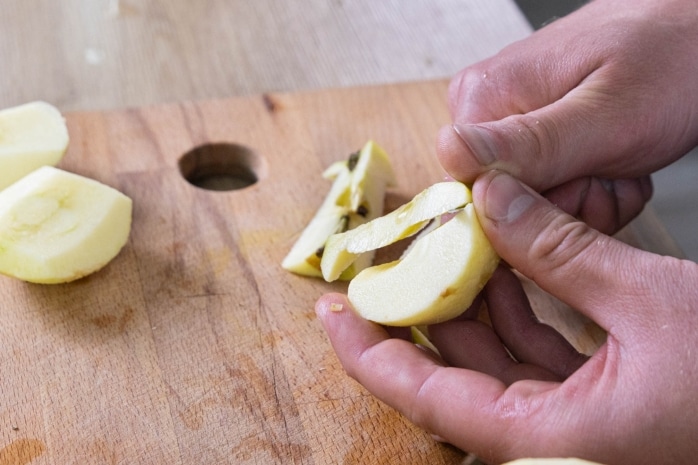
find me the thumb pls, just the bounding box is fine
[472,170,651,332]
[436,91,681,192]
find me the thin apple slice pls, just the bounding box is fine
[0,166,132,284]
[321,182,471,282]
[0,101,69,190]
[282,140,396,280]
[282,165,353,277]
[348,140,396,213]
[347,204,499,326]
[341,141,397,279]
[399,215,443,259]
[410,325,441,356]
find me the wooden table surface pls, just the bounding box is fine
[2,0,533,112]
[0,2,686,465]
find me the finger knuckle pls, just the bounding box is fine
[510,115,560,164]
[409,371,439,428]
[527,212,599,276]
[451,65,499,109]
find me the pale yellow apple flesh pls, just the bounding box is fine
[347,203,499,326]
[0,101,69,190]
[410,325,441,356]
[282,165,353,277]
[348,140,396,213]
[321,181,471,282]
[0,166,132,284]
[282,140,396,280]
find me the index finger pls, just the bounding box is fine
[315,293,563,463]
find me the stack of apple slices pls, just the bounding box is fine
[321,181,499,326]
[282,140,397,280]
[0,101,132,284]
[283,140,499,327]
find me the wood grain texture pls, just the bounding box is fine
[0,0,531,111]
[0,80,684,465]
[0,2,688,464]
[0,81,456,465]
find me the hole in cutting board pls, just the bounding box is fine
[178,142,264,191]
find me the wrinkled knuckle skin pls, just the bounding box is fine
[527,212,599,276]
[450,65,498,118]
[407,372,443,434]
[510,115,560,164]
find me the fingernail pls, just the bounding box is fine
[485,172,535,223]
[452,123,497,166]
[430,434,448,443]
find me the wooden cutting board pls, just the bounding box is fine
[0,80,680,465]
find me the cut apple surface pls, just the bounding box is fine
[0,166,132,284]
[347,203,498,326]
[0,101,69,190]
[282,140,396,280]
[321,182,470,282]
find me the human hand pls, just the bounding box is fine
[436,0,698,234]
[315,170,698,465]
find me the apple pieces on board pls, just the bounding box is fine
[0,101,69,190]
[0,166,132,284]
[282,140,396,280]
[321,181,499,326]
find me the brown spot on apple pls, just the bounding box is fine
[440,287,456,299]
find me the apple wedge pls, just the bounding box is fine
[282,140,396,279]
[282,164,353,276]
[347,139,396,213]
[321,181,471,282]
[0,101,69,190]
[347,203,498,326]
[0,166,132,284]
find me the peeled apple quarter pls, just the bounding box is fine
[0,166,132,284]
[0,101,69,190]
